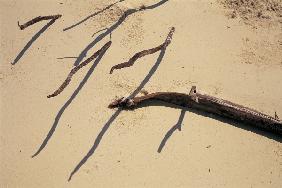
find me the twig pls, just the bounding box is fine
[56,57,78,59]
[109,86,282,135]
[92,28,108,37]
[18,14,62,30]
[92,27,112,40]
[109,27,175,74]
[63,0,125,31]
[47,41,112,98]
[74,0,169,66]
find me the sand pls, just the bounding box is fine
[1,0,282,187]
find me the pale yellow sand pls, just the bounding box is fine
[1,0,282,187]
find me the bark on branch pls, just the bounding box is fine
[109,27,175,74]
[47,41,112,98]
[18,14,62,30]
[109,86,282,135]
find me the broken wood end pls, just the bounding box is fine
[17,21,24,30]
[108,97,135,109]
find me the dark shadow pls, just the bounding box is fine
[73,0,169,66]
[68,48,167,181]
[32,46,110,158]
[12,19,56,65]
[157,109,186,153]
[92,28,109,37]
[63,0,125,32]
[68,108,122,181]
[129,100,282,143]
[129,48,166,98]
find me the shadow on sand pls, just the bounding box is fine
[63,0,125,32]
[73,0,169,66]
[12,19,57,65]
[32,43,111,158]
[68,48,167,181]
[69,92,282,180]
[133,100,282,144]
[157,109,186,153]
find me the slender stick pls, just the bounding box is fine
[109,27,175,74]
[18,14,62,30]
[108,86,282,135]
[47,41,112,98]
[56,57,78,60]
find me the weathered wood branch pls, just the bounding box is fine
[47,41,112,98]
[109,27,175,74]
[18,14,62,30]
[109,86,282,135]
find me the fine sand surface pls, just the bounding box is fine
[1,0,282,187]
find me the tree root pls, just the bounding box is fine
[109,86,282,135]
[109,27,175,74]
[47,41,112,98]
[18,14,62,30]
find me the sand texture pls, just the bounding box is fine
[1,0,282,187]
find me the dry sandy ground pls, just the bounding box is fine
[1,0,282,187]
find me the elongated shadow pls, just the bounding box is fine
[63,0,125,31]
[131,100,282,143]
[74,0,169,66]
[68,48,167,181]
[158,109,186,153]
[68,108,122,181]
[32,46,109,158]
[12,19,56,65]
[129,49,166,98]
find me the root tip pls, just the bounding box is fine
[17,21,24,30]
[47,94,54,98]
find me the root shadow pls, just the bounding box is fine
[158,109,186,153]
[63,0,125,31]
[68,48,167,181]
[12,19,57,65]
[133,100,282,143]
[73,0,169,66]
[32,46,109,158]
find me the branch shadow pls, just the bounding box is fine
[130,100,282,143]
[12,19,56,65]
[157,109,186,153]
[68,108,122,181]
[68,48,167,181]
[32,45,110,158]
[63,0,125,32]
[73,0,169,66]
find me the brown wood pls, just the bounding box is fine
[47,41,112,98]
[18,14,62,30]
[109,27,175,74]
[108,86,282,135]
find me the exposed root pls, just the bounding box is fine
[18,14,62,30]
[109,27,175,74]
[47,41,112,98]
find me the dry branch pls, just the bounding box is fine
[109,86,282,135]
[18,14,62,30]
[109,27,175,74]
[47,41,112,98]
